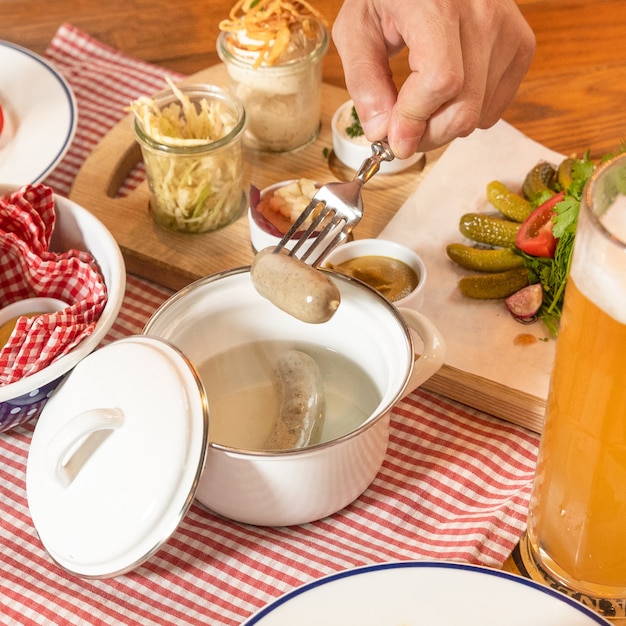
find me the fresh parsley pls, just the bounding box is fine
[345,106,364,138]
[522,152,594,335]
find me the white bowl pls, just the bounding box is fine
[0,185,126,431]
[0,297,69,328]
[323,238,427,310]
[248,179,340,254]
[331,100,423,175]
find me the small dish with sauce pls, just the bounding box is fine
[324,238,427,310]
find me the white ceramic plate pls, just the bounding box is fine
[243,561,611,625]
[0,41,77,184]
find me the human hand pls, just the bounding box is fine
[332,0,536,158]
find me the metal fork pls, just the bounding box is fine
[274,139,395,267]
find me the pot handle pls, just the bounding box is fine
[397,308,447,398]
[45,408,125,487]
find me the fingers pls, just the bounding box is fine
[479,13,536,128]
[334,0,473,158]
[386,72,467,158]
[396,0,535,155]
[388,4,488,156]
[331,0,398,140]
[333,0,536,158]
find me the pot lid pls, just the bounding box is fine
[26,336,209,579]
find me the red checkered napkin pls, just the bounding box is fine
[0,184,107,385]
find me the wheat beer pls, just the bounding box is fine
[519,154,626,618]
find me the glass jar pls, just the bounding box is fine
[217,22,328,153]
[133,85,246,234]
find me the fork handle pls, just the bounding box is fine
[354,139,395,185]
[371,139,395,161]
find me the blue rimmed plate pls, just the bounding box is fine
[0,41,77,184]
[243,561,611,625]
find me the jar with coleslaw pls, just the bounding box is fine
[217,0,328,153]
[132,81,246,234]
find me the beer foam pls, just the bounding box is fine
[572,194,626,325]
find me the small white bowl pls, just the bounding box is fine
[0,298,69,329]
[248,179,340,254]
[331,100,423,175]
[323,238,427,310]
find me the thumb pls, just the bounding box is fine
[332,17,397,141]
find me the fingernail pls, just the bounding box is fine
[394,137,419,160]
[361,110,390,140]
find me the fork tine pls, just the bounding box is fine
[287,203,333,256]
[274,196,352,266]
[278,195,325,244]
[309,220,358,265]
[299,213,346,265]
[274,194,341,260]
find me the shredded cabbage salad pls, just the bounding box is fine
[131,78,244,233]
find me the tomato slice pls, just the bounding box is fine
[515,191,565,258]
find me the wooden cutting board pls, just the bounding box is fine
[70,64,430,291]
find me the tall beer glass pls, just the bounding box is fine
[518,153,626,619]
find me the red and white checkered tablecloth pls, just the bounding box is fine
[0,23,540,626]
[0,184,108,383]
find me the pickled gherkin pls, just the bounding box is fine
[446,243,525,272]
[459,213,520,248]
[486,181,532,222]
[458,267,530,299]
[557,157,576,191]
[522,161,556,202]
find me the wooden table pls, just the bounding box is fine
[3,0,626,159]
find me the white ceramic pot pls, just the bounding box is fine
[145,267,445,527]
[26,267,445,578]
